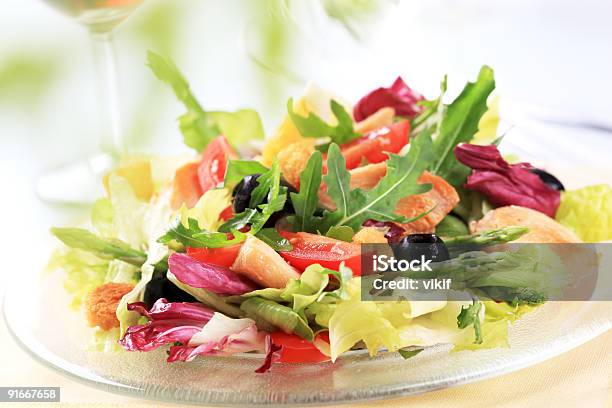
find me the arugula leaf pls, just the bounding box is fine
[398,348,424,360]
[51,227,146,267]
[219,161,287,235]
[411,74,447,132]
[287,98,359,145]
[147,51,264,152]
[325,225,354,242]
[290,151,323,232]
[157,217,245,248]
[255,228,293,251]
[319,133,435,231]
[430,66,495,185]
[457,301,483,344]
[224,160,268,190]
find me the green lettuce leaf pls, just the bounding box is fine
[555,184,612,242]
[147,51,264,152]
[179,188,232,232]
[46,248,108,309]
[242,264,329,315]
[224,160,268,190]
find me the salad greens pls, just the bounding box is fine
[556,184,612,242]
[147,51,264,152]
[317,133,434,232]
[289,150,323,232]
[457,301,483,344]
[47,55,593,372]
[220,160,287,234]
[414,66,495,187]
[287,98,359,146]
[50,227,148,268]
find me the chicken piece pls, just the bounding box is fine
[354,107,395,134]
[395,171,460,234]
[277,139,316,188]
[231,235,300,288]
[319,163,459,233]
[85,282,135,330]
[170,161,203,210]
[470,205,582,243]
[353,227,388,244]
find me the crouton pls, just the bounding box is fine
[85,282,134,330]
[278,139,316,188]
[353,227,388,244]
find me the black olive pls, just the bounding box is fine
[232,174,297,214]
[529,168,565,191]
[393,234,450,263]
[233,174,261,213]
[143,270,197,308]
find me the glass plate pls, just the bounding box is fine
[4,267,611,406]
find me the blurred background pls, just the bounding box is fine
[0,0,611,272]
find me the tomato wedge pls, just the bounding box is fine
[219,205,234,221]
[186,245,242,268]
[341,119,410,170]
[278,231,361,275]
[197,136,237,193]
[271,332,330,363]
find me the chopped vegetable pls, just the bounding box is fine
[454,143,560,218]
[168,252,256,295]
[556,184,612,242]
[457,301,483,344]
[340,120,410,170]
[287,98,359,146]
[353,77,424,121]
[430,66,496,186]
[318,132,434,231]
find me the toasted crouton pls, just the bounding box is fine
[353,227,388,244]
[278,140,316,188]
[85,282,134,330]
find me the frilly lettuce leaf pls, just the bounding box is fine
[556,184,612,242]
[179,188,231,232]
[46,248,108,309]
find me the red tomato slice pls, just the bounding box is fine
[270,332,330,363]
[219,205,234,221]
[278,231,361,276]
[197,136,237,193]
[186,245,242,268]
[341,120,410,170]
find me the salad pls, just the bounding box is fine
[49,51,611,372]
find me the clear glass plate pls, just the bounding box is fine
[4,266,611,406]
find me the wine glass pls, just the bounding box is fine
[36,0,144,204]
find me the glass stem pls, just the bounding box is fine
[90,30,124,159]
